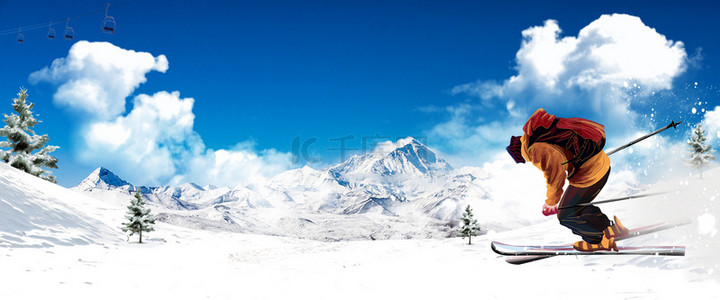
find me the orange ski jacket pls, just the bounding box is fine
[519,109,611,206]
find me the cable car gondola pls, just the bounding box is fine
[17,28,24,43]
[102,3,116,34]
[48,22,56,40]
[64,18,75,40]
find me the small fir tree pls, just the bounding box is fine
[0,88,58,183]
[458,205,482,245]
[687,124,715,179]
[122,190,155,243]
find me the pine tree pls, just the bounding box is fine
[458,205,482,245]
[0,88,59,183]
[122,190,156,243]
[687,124,715,179]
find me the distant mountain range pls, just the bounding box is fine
[75,138,466,216]
[73,137,644,240]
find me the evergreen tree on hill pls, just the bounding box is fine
[458,205,482,245]
[687,124,715,179]
[0,88,58,183]
[122,190,156,243]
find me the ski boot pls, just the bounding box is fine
[573,235,618,252]
[604,216,630,238]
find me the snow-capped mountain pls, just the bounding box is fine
[329,137,452,182]
[320,138,456,210]
[75,167,133,191]
[71,137,561,239]
[75,138,459,215]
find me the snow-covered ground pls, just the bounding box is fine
[2,160,720,299]
[4,222,719,300]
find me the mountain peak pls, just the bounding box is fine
[395,136,421,148]
[177,182,205,191]
[380,138,452,175]
[330,137,452,178]
[372,137,422,155]
[74,167,132,191]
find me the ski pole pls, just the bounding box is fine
[605,120,682,156]
[559,191,667,210]
[562,120,682,165]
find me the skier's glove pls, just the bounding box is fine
[542,203,558,216]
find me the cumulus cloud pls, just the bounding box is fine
[453,14,687,124]
[30,41,169,120]
[32,41,291,187]
[372,137,423,155]
[426,104,524,166]
[703,106,720,142]
[174,143,293,188]
[78,91,201,184]
[608,131,688,181]
[566,14,685,90]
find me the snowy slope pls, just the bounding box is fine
[2,157,720,298]
[0,162,121,247]
[1,166,720,299]
[262,165,346,210]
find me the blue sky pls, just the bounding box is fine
[1,0,719,187]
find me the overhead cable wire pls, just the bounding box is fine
[0,0,143,37]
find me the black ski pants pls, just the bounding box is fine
[557,167,611,244]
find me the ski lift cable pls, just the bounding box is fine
[0,8,105,35]
[0,1,129,34]
[0,0,142,36]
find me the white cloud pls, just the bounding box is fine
[372,137,420,156]
[453,14,687,124]
[32,41,291,187]
[566,14,686,90]
[608,131,689,181]
[703,106,720,142]
[173,143,293,188]
[30,41,168,120]
[79,91,200,185]
[425,103,528,166]
[513,19,576,91]
[86,121,131,150]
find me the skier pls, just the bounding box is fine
[506,108,629,252]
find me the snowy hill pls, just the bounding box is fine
[0,163,120,247]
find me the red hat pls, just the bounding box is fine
[506,136,525,164]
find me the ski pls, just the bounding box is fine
[492,220,690,265]
[493,242,685,256]
[500,245,684,265]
